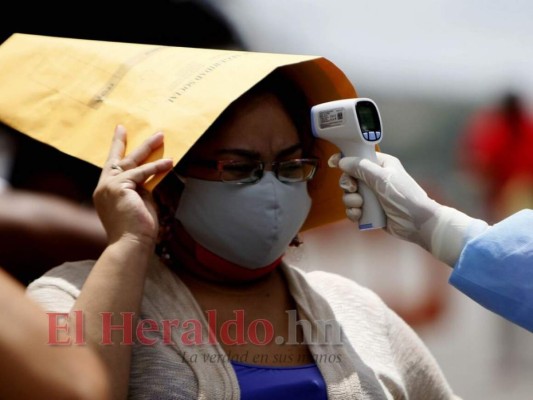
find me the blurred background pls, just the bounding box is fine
[2,0,533,398]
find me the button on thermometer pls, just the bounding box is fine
[311,98,386,230]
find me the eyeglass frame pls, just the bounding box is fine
[181,157,320,184]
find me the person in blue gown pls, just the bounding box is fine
[330,152,533,332]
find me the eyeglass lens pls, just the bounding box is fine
[219,159,317,183]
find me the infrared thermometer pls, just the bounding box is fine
[311,98,386,230]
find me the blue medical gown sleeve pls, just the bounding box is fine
[449,209,533,332]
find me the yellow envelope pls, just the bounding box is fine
[0,33,357,230]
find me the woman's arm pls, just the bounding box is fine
[65,125,173,400]
[0,268,111,400]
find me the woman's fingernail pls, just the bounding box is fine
[115,124,126,135]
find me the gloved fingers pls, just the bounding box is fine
[331,152,401,175]
[343,191,363,222]
[328,153,342,168]
[346,207,362,222]
[375,152,404,170]
[338,156,385,184]
[343,192,363,208]
[339,173,358,193]
[331,153,365,223]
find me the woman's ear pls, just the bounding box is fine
[154,173,184,258]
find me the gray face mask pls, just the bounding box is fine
[175,172,312,269]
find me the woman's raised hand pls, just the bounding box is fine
[93,125,173,247]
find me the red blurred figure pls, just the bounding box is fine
[459,92,533,222]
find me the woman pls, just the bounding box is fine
[28,72,458,399]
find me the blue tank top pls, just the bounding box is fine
[231,361,327,400]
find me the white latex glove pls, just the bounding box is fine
[329,152,489,267]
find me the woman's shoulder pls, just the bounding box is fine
[285,264,390,320]
[26,260,96,312]
[28,259,96,289]
[296,267,384,303]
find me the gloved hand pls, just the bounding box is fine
[329,152,489,267]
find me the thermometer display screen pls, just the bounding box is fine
[355,101,381,133]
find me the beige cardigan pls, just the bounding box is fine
[27,257,459,399]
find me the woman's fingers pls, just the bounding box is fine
[94,126,173,245]
[103,125,167,172]
[105,125,128,169]
[115,131,165,171]
[98,125,173,191]
[101,125,171,180]
[120,158,174,186]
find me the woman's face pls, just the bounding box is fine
[183,93,304,180]
[171,91,314,273]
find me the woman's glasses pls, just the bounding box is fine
[187,158,319,184]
